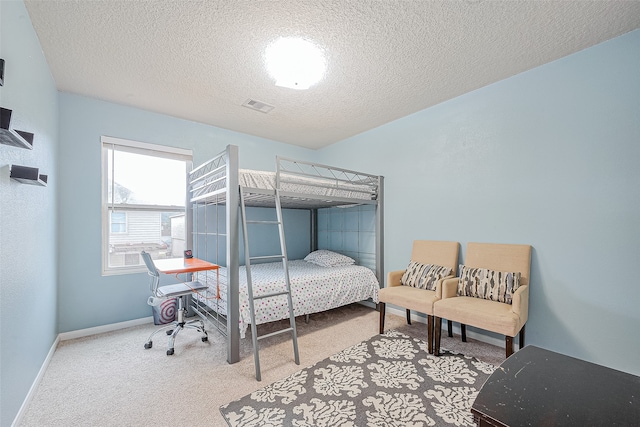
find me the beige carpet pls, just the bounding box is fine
[17,304,502,427]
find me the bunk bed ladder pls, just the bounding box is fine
[239,187,300,381]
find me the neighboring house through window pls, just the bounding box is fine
[101,136,192,275]
[110,211,127,233]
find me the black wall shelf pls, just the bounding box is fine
[2,59,47,187]
[10,165,48,187]
[1,107,34,149]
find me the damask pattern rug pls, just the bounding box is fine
[220,330,496,426]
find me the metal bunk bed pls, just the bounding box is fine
[186,144,384,379]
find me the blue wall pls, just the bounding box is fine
[57,93,316,334]
[318,30,640,375]
[0,1,59,425]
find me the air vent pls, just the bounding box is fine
[242,99,275,113]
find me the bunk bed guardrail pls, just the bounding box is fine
[276,156,379,201]
[189,151,229,203]
[188,150,381,207]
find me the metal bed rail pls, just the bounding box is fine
[190,149,227,184]
[276,156,380,201]
[190,269,228,337]
[189,149,228,202]
[189,149,381,209]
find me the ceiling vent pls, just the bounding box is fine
[242,99,275,113]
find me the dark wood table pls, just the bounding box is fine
[471,345,640,426]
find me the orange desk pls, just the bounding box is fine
[154,256,220,300]
[154,257,219,275]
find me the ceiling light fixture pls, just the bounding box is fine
[265,37,326,90]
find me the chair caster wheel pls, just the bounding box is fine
[167,348,174,355]
[166,330,173,335]
[202,336,208,342]
[144,342,152,349]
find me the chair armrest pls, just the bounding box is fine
[441,277,459,299]
[434,274,455,299]
[511,284,529,323]
[386,270,405,287]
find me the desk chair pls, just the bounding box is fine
[141,251,208,355]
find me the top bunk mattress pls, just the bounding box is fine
[240,169,374,200]
[190,168,378,206]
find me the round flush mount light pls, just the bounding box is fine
[265,37,326,90]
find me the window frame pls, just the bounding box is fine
[101,136,192,276]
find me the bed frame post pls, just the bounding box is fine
[376,176,384,288]
[185,159,195,317]
[226,145,240,364]
[186,158,194,268]
[310,209,318,253]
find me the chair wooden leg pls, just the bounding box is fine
[427,315,433,354]
[434,317,442,356]
[406,309,412,325]
[379,303,385,334]
[506,335,514,358]
[461,324,467,342]
[447,319,453,337]
[519,325,525,349]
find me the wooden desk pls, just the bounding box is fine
[153,257,219,275]
[471,345,640,427]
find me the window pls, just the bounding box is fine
[101,136,192,275]
[110,211,127,233]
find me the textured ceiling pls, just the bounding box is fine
[23,0,640,149]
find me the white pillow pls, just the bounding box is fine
[304,250,355,267]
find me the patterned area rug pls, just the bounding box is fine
[220,330,496,426]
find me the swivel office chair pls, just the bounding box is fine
[141,251,209,355]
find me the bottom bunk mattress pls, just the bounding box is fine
[193,260,380,338]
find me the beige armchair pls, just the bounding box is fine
[379,240,459,353]
[433,242,532,358]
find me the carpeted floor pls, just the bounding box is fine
[17,304,503,427]
[221,329,496,426]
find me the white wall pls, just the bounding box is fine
[0,1,59,425]
[318,29,640,375]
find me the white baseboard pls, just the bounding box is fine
[385,306,505,348]
[11,335,59,427]
[12,316,154,426]
[58,316,154,341]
